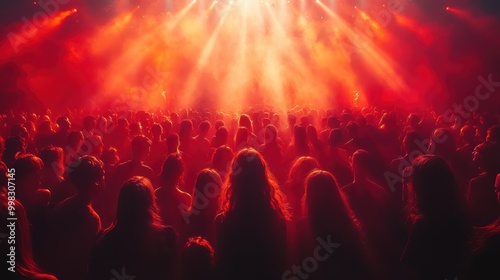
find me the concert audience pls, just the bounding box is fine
[0,106,499,280]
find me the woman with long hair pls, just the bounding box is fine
[156,153,192,241]
[88,176,177,280]
[401,155,471,280]
[296,170,371,280]
[0,196,57,280]
[216,148,290,280]
[186,169,223,244]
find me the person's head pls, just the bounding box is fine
[286,156,319,193]
[429,128,456,160]
[82,115,96,132]
[66,131,84,151]
[69,155,104,202]
[81,135,104,158]
[12,155,43,196]
[264,124,278,145]
[101,147,120,166]
[179,119,193,139]
[220,148,289,219]
[473,141,500,173]
[486,125,500,143]
[214,126,229,147]
[199,120,211,137]
[116,176,162,229]
[160,153,184,187]
[181,237,215,280]
[234,127,249,151]
[131,135,152,161]
[239,114,253,133]
[460,125,476,145]
[346,121,359,139]
[151,123,163,138]
[403,131,422,155]
[306,125,318,143]
[329,128,344,148]
[404,155,464,221]
[304,170,358,234]
[293,126,309,153]
[166,133,180,153]
[56,116,71,132]
[351,149,372,178]
[326,116,340,129]
[4,135,26,160]
[211,146,233,178]
[407,114,420,129]
[39,145,64,177]
[194,169,222,216]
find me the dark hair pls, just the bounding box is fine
[115,176,163,229]
[69,155,104,191]
[220,149,290,220]
[160,153,184,188]
[131,135,152,157]
[181,237,215,280]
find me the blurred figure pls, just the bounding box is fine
[467,141,500,226]
[295,170,370,280]
[0,197,57,280]
[156,153,192,241]
[181,237,216,280]
[38,156,104,280]
[216,149,289,280]
[283,156,319,220]
[211,145,233,181]
[88,177,177,280]
[401,155,471,280]
[186,169,223,243]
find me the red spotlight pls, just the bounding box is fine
[73,8,77,12]
[446,6,450,11]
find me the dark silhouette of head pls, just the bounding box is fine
[220,148,289,219]
[460,125,476,145]
[239,114,253,133]
[346,121,359,139]
[194,169,222,216]
[351,149,373,179]
[214,126,229,148]
[167,133,180,154]
[131,135,152,161]
[69,155,104,203]
[405,155,465,221]
[151,123,163,139]
[199,121,211,137]
[264,124,278,145]
[115,176,162,229]
[211,146,233,178]
[487,125,500,143]
[473,141,500,174]
[40,145,64,177]
[160,153,184,188]
[181,237,215,280]
[287,156,319,194]
[234,127,249,151]
[329,128,344,148]
[13,154,43,200]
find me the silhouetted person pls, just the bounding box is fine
[283,156,319,220]
[88,176,177,280]
[0,197,57,280]
[156,153,192,241]
[53,116,71,148]
[181,237,216,280]
[185,169,222,243]
[39,156,104,280]
[401,155,471,280]
[216,148,289,280]
[3,135,26,167]
[259,124,284,182]
[467,141,500,226]
[295,170,370,280]
[211,126,229,149]
[234,126,250,152]
[327,128,352,186]
[211,145,233,181]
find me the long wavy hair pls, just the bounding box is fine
[219,148,290,220]
[114,176,163,230]
[303,170,362,238]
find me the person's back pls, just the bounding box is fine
[215,149,289,280]
[89,177,176,280]
[38,156,104,280]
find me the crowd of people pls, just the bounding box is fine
[0,106,499,280]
